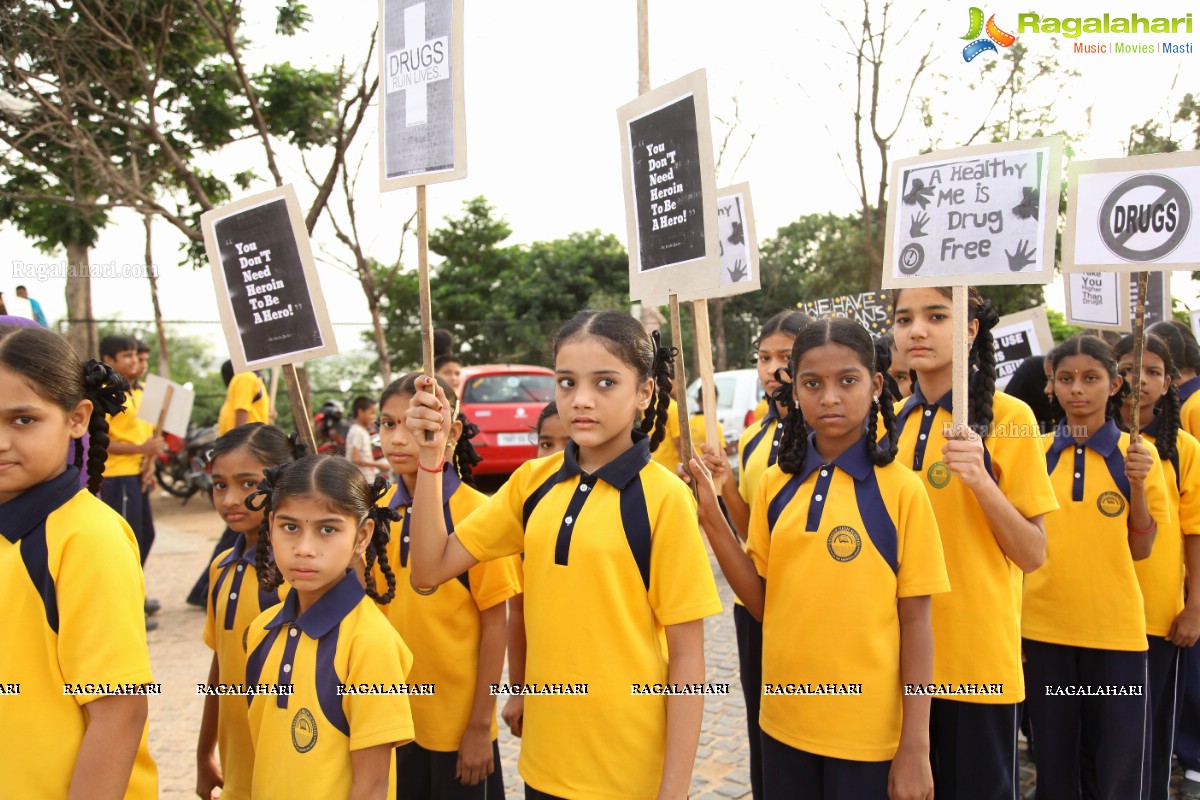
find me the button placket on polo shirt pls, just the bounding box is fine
[223,561,248,630]
[276,625,302,708]
[912,406,938,471]
[1072,446,1086,502]
[554,475,599,567]
[806,467,835,531]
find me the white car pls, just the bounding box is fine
[686,368,765,453]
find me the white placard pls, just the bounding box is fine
[882,137,1062,288]
[1063,271,1129,331]
[137,374,195,438]
[1063,151,1200,272]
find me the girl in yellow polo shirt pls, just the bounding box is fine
[0,326,158,798]
[195,423,300,800]
[1025,335,1171,799]
[1116,333,1200,799]
[891,285,1059,800]
[503,402,569,741]
[245,455,415,798]
[690,316,948,799]
[372,373,520,799]
[702,308,809,800]
[405,310,723,800]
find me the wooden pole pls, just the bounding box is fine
[1129,271,1149,440]
[951,286,970,433]
[417,184,437,442]
[153,385,174,436]
[283,363,317,455]
[637,0,650,95]
[670,296,695,485]
[693,299,721,490]
[268,367,281,422]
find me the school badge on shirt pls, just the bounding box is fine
[1097,491,1126,517]
[827,526,862,562]
[291,707,318,753]
[927,461,951,489]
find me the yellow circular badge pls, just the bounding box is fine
[1097,491,1126,517]
[927,461,951,489]
[291,708,318,754]
[827,526,862,562]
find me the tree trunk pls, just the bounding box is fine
[144,216,170,378]
[64,241,95,359]
[711,297,728,371]
[369,303,392,386]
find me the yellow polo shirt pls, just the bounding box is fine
[1137,423,1200,637]
[370,471,521,751]
[748,436,949,761]
[1179,377,1200,439]
[202,534,286,800]
[1024,420,1172,651]
[738,406,782,507]
[453,432,723,800]
[894,389,1059,703]
[218,372,270,436]
[0,467,158,798]
[105,387,154,477]
[650,397,681,475]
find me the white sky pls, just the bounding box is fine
[3,0,1199,354]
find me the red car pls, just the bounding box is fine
[459,364,556,475]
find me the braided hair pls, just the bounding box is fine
[553,310,675,452]
[1115,333,1181,467]
[0,327,129,494]
[776,318,899,475]
[381,373,483,487]
[247,454,399,604]
[894,286,999,438]
[1050,336,1129,423]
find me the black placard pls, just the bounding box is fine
[214,199,324,364]
[629,95,707,271]
[994,329,1035,382]
[1129,271,1170,326]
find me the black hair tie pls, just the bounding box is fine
[651,329,677,365]
[288,432,309,459]
[976,298,1001,333]
[81,360,128,417]
[460,420,480,441]
[244,465,283,511]
[369,475,392,507]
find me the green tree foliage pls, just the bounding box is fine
[374,198,629,369]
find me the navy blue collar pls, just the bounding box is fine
[796,433,874,483]
[897,385,953,426]
[760,400,780,427]
[562,430,652,490]
[1179,376,1200,404]
[0,466,82,543]
[389,465,463,509]
[216,532,257,568]
[264,570,364,639]
[1143,412,1163,439]
[1048,418,1122,458]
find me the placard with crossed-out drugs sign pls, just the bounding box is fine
[882,137,1062,289]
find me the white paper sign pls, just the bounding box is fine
[1064,271,1128,331]
[882,137,1062,288]
[1064,151,1200,272]
[1191,309,1200,344]
[137,374,195,438]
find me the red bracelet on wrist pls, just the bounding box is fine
[418,461,445,474]
[1129,521,1156,535]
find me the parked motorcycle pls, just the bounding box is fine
[156,424,217,503]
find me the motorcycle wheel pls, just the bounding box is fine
[155,458,193,498]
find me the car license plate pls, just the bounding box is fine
[497,432,532,447]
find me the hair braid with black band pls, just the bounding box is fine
[870,356,900,468]
[968,294,1000,439]
[246,465,286,593]
[644,329,676,452]
[1116,332,1181,468]
[364,476,399,604]
[80,360,128,494]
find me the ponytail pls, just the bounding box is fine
[452,417,483,488]
[247,465,286,593]
[364,477,399,604]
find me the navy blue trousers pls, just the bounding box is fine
[396,739,505,800]
[734,603,765,800]
[761,731,890,799]
[1023,639,1149,800]
[929,697,1019,800]
[99,475,155,565]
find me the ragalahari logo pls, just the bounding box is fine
[962,8,1016,62]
